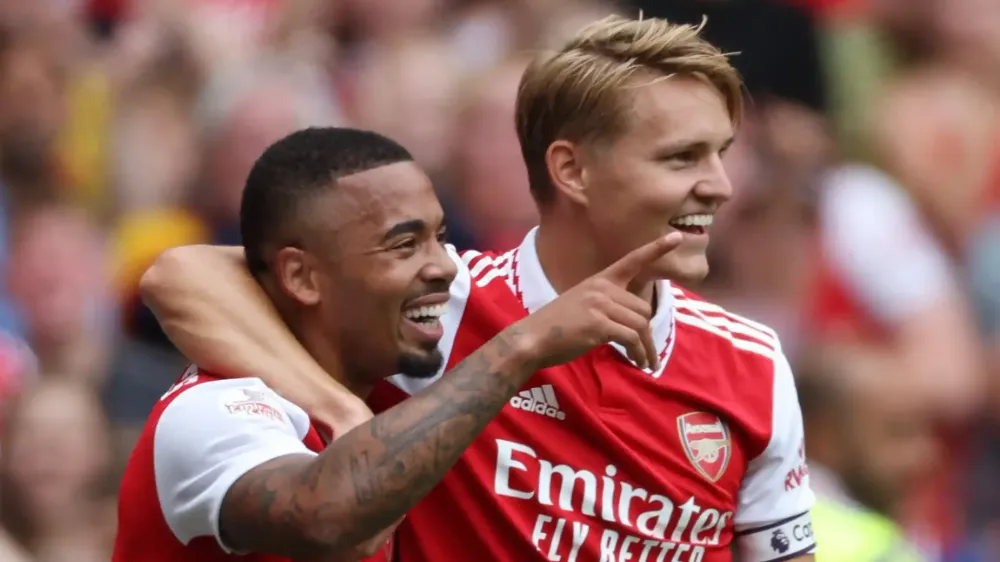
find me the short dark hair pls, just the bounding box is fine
[240,127,413,276]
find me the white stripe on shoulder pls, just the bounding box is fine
[675,304,778,349]
[462,251,493,279]
[464,252,513,289]
[673,294,777,347]
[459,249,481,266]
[672,288,775,335]
[674,310,777,359]
[477,267,507,288]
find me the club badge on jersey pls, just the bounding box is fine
[677,412,732,483]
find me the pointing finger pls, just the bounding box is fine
[600,233,683,286]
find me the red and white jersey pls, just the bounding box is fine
[113,366,391,562]
[368,228,816,562]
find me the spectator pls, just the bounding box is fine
[449,56,537,251]
[0,378,116,562]
[109,41,204,346]
[799,343,934,560]
[872,0,1000,252]
[195,61,340,245]
[351,34,460,178]
[6,203,113,382]
[811,165,983,418]
[809,164,985,556]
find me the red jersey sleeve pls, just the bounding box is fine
[733,346,817,561]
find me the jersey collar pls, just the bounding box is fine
[513,227,676,377]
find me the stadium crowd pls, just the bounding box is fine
[0,0,996,560]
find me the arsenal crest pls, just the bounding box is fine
[676,411,731,482]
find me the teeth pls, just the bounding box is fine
[669,214,713,227]
[403,304,447,320]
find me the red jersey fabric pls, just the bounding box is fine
[367,228,816,561]
[113,366,391,562]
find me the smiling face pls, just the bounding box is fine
[285,162,457,382]
[575,76,735,282]
[514,16,742,285]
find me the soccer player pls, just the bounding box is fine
[113,127,684,561]
[139,16,817,562]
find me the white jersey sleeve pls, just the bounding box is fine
[820,164,955,324]
[388,244,474,395]
[734,348,817,561]
[153,377,317,551]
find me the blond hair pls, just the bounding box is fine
[515,15,744,203]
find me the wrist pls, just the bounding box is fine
[308,392,373,439]
[494,325,543,375]
[257,356,372,432]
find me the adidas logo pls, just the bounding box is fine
[509,384,566,420]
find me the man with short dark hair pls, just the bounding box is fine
[113,126,681,561]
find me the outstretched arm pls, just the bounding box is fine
[218,327,538,557]
[139,245,369,432]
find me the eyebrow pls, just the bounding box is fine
[659,136,736,154]
[382,219,428,242]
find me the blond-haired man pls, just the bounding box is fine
[139,16,816,562]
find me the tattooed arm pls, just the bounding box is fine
[218,328,538,557]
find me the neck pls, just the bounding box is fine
[267,281,376,399]
[297,327,374,398]
[535,211,655,303]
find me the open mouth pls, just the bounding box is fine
[403,303,447,325]
[668,213,713,235]
[401,301,448,344]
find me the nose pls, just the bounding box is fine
[693,155,734,204]
[422,241,458,287]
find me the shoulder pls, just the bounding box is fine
[439,244,517,307]
[671,285,780,361]
[670,286,796,455]
[454,246,518,294]
[152,366,311,440]
[144,371,317,549]
[447,245,522,321]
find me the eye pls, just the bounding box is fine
[666,150,699,168]
[436,227,448,243]
[390,237,418,251]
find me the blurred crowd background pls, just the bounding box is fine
[0,0,996,560]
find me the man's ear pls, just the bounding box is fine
[545,139,589,206]
[273,247,321,306]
